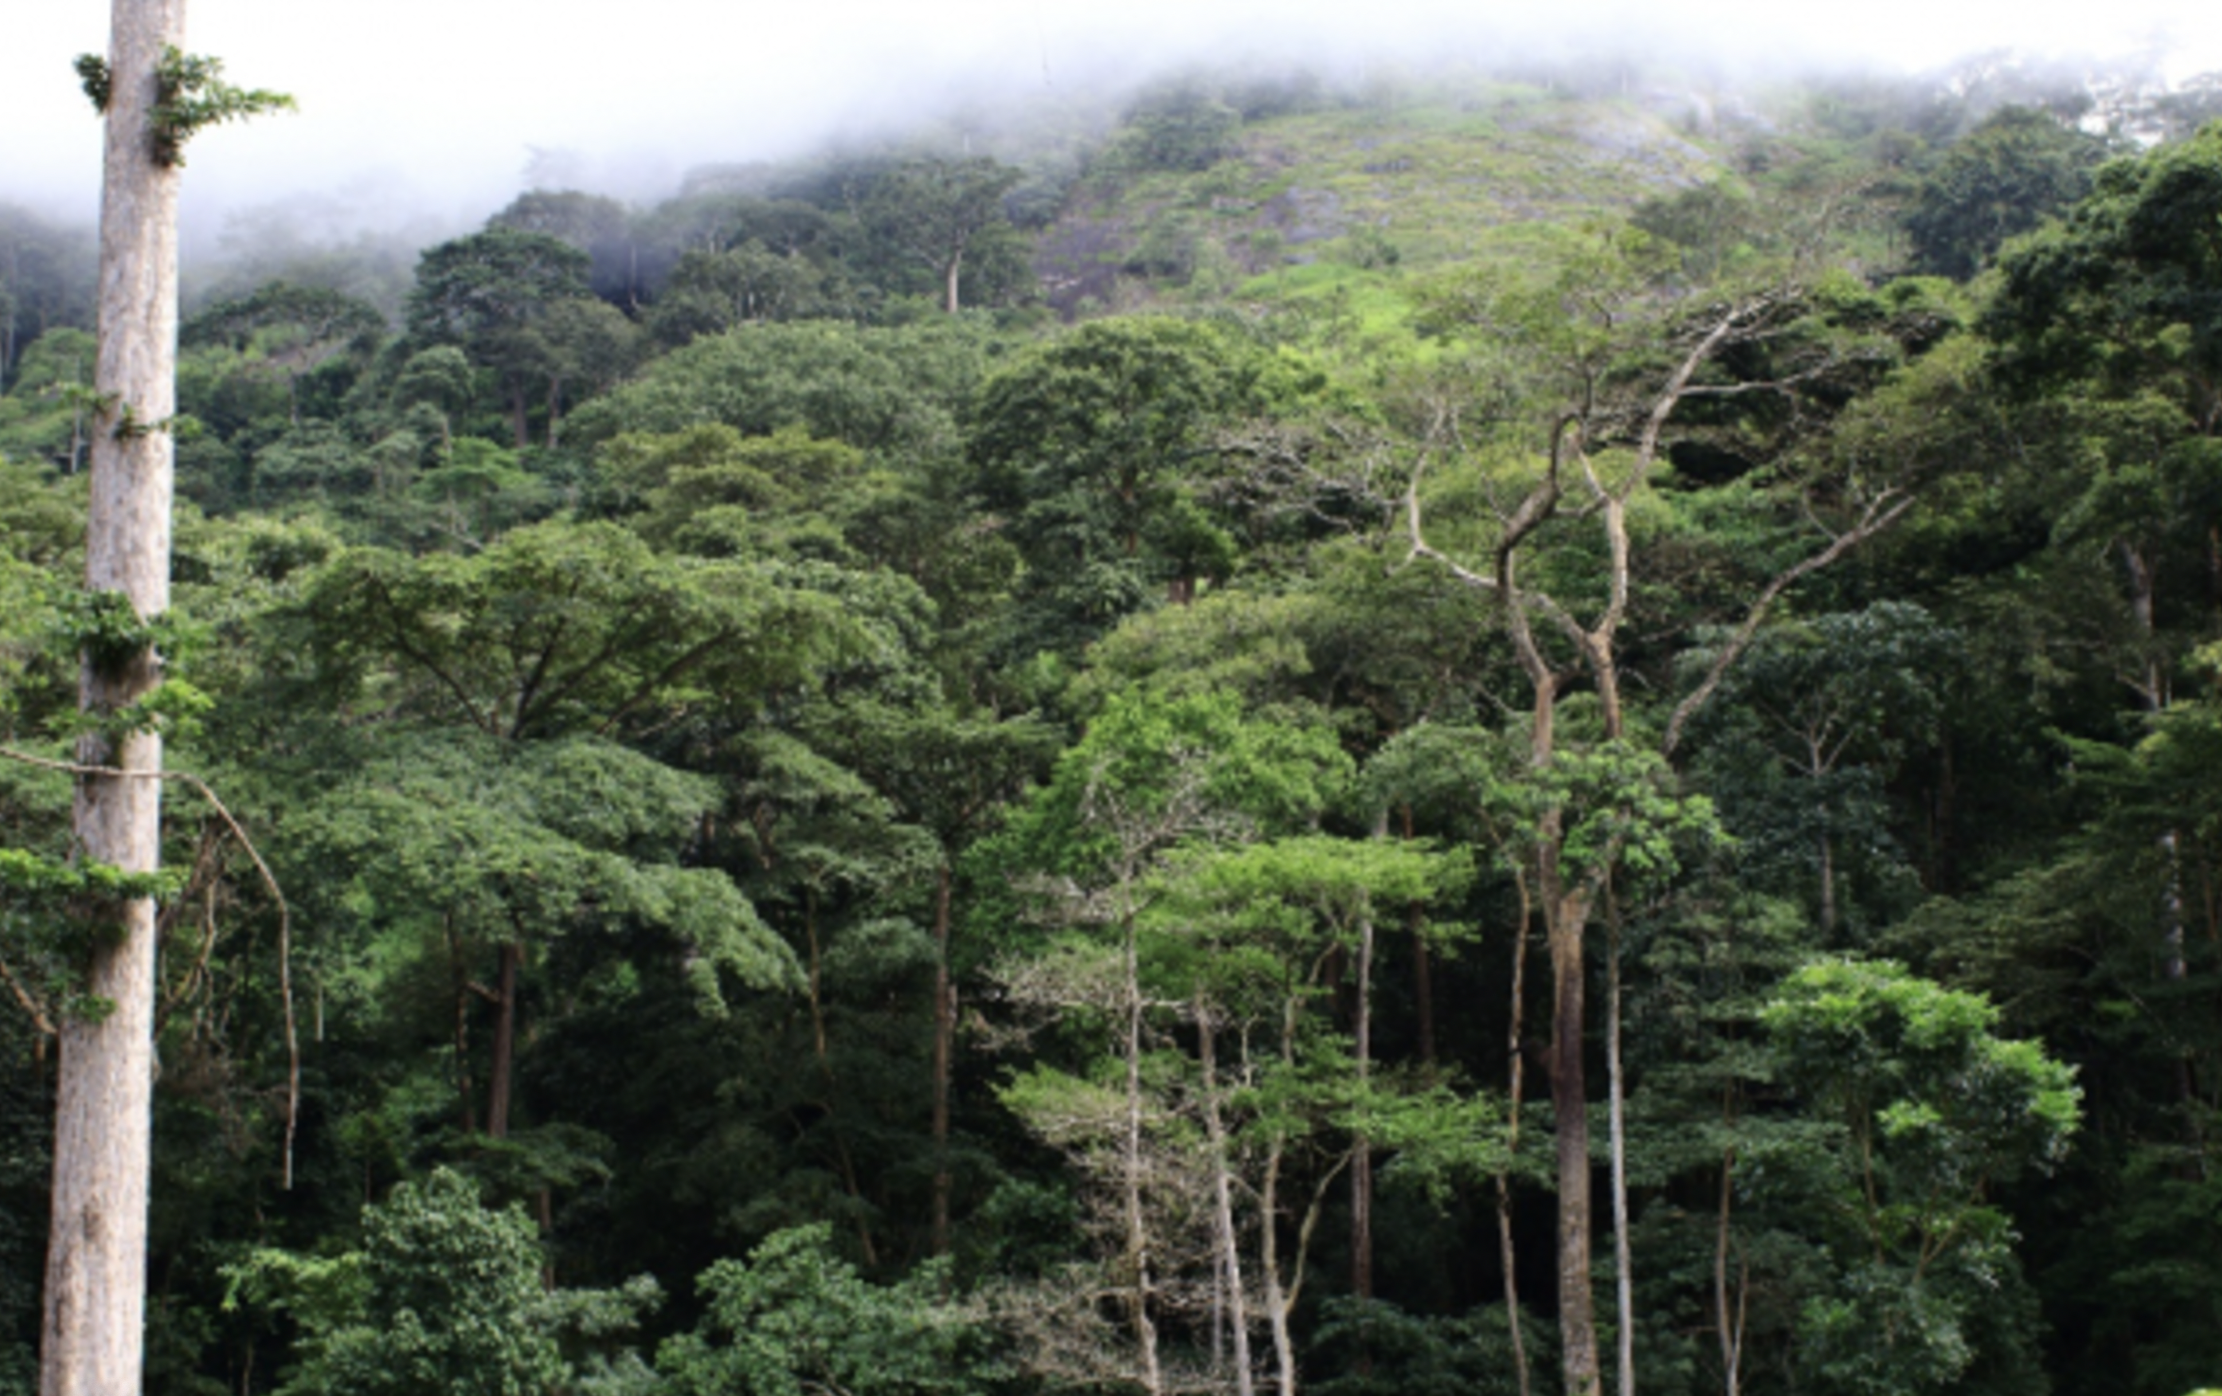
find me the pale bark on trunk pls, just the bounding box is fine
[1257,987,1347,1396]
[1198,1004,1255,1396]
[46,6,185,1395]
[1122,912,1164,1396]
[1402,804,1435,1070]
[1398,294,1914,1396]
[1714,1091,1746,1396]
[1350,849,1379,1304]
[1514,542,1605,1396]
[1259,1146,1298,1396]
[1515,512,1606,1396]
[2126,542,2196,1111]
[1607,907,1634,1396]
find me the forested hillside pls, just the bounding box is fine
[4,52,2221,1396]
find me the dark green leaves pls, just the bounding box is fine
[303,520,843,741]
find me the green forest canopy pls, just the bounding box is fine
[4,54,2221,1396]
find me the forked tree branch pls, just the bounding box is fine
[1661,490,1917,758]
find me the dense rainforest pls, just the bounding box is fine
[3,49,2221,1396]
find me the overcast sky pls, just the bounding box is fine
[7,0,2222,242]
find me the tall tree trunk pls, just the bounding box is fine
[509,381,529,450]
[47,6,185,1395]
[944,253,963,315]
[1498,871,1535,1396]
[1198,1003,1254,1396]
[1404,805,1437,1071]
[486,940,521,1139]
[1817,833,1837,940]
[2127,541,2196,1113]
[1260,1144,1298,1396]
[2164,834,2197,1116]
[1607,904,1634,1396]
[931,862,954,1257]
[1258,992,1343,1396]
[1714,1090,1746,1396]
[802,887,877,1263]
[1549,880,1601,1396]
[1351,847,1380,1304]
[1122,911,1164,1396]
[448,915,478,1135]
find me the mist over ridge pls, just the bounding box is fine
[4,0,2220,306]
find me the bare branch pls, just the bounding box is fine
[0,744,300,1189]
[1401,449,1499,592]
[0,948,56,1038]
[1627,299,1771,500]
[1661,491,1916,758]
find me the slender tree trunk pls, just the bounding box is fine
[46,6,185,1394]
[1198,1004,1255,1396]
[1260,1143,1298,1396]
[944,253,962,315]
[931,862,954,1257]
[1714,1091,1745,1396]
[448,917,478,1135]
[1412,908,1437,1067]
[1608,906,1634,1396]
[1122,910,1163,1396]
[1258,993,1341,1396]
[1404,805,1436,1071]
[2127,542,2196,1113]
[536,1187,555,1289]
[1351,873,1378,1304]
[1495,521,1603,1396]
[800,888,878,1264]
[1817,832,1837,940]
[1550,878,1601,1396]
[1498,872,1535,1396]
[486,940,521,1139]
[509,382,529,450]
[806,888,828,1064]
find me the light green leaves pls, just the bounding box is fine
[147,48,296,168]
[658,1224,987,1396]
[1761,957,2083,1395]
